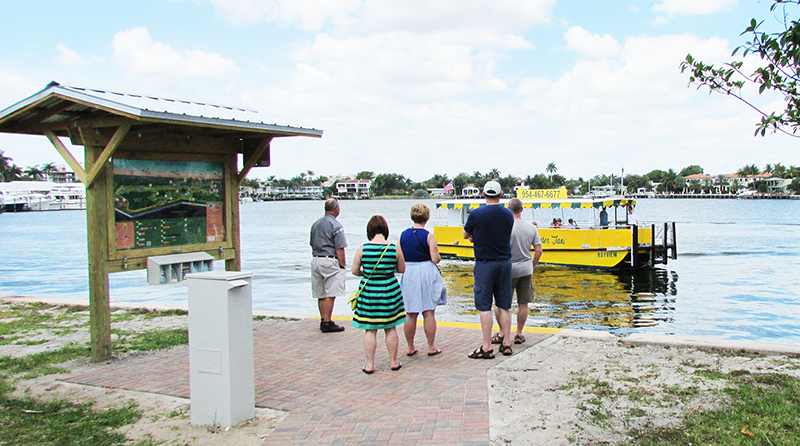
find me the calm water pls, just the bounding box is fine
[2,198,799,343]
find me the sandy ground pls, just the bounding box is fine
[488,331,800,446]
[5,299,800,445]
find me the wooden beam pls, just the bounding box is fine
[238,137,271,184]
[84,124,130,187]
[44,130,87,184]
[226,152,241,272]
[5,101,75,134]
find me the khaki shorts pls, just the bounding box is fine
[311,257,346,299]
[512,275,534,305]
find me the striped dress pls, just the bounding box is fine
[352,243,406,330]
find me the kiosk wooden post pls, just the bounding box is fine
[0,83,322,361]
[85,141,112,360]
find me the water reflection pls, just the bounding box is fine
[438,262,678,334]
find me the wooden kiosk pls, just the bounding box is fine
[0,82,323,361]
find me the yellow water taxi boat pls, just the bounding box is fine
[433,187,677,269]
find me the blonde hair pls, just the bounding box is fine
[410,203,430,224]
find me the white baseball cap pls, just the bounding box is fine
[483,181,502,197]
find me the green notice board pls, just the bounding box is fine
[112,159,225,251]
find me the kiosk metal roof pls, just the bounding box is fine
[0,81,323,140]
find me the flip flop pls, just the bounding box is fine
[427,349,442,356]
[406,349,418,356]
[362,367,374,375]
[391,364,402,371]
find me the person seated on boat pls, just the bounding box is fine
[626,205,639,226]
[566,218,579,229]
[599,207,609,229]
[551,218,561,228]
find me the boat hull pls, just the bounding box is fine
[434,225,654,268]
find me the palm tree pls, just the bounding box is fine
[737,164,760,176]
[661,169,679,193]
[716,174,728,194]
[488,168,501,180]
[24,165,44,181]
[0,150,12,182]
[2,164,22,182]
[523,175,535,189]
[546,162,557,181]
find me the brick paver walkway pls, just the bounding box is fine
[64,318,553,445]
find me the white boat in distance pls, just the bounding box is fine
[0,181,85,211]
[46,184,86,210]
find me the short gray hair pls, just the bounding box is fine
[508,198,523,214]
[325,198,339,213]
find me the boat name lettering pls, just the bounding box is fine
[597,252,618,258]
[543,235,566,245]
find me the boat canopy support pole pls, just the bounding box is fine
[670,222,678,259]
[631,225,639,268]
[650,224,656,267]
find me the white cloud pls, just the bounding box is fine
[509,32,776,177]
[111,27,239,78]
[208,0,555,35]
[56,44,85,66]
[653,0,737,16]
[288,31,508,103]
[564,26,622,59]
[358,0,555,34]
[208,0,361,29]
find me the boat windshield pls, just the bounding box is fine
[435,197,636,228]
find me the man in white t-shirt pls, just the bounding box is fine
[627,205,639,226]
[492,198,543,346]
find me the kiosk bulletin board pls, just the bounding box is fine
[112,158,226,251]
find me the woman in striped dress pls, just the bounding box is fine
[351,215,406,374]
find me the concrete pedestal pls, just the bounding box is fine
[185,271,255,428]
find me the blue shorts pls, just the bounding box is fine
[473,259,512,311]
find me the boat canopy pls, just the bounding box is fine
[436,197,636,210]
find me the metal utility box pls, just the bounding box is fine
[147,253,214,285]
[185,271,255,428]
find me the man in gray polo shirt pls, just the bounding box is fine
[310,198,347,333]
[491,197,543,346]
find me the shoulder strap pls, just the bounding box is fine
[412,229,431,259]
[358,244,391,292]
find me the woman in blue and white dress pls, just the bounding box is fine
[399,203,447,357]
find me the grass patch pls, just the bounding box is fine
[627,372,800,445]
[123,308,188,319]
[0,303,87,337]
[0,335,21,345]
[16,339,48,346]
[0,344,90,379]
[0,375,142,446]
[115,328,188,353]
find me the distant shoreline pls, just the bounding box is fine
[243,193,800,202]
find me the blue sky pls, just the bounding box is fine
[1,0,798,182]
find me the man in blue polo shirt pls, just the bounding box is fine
[463,180,514,359]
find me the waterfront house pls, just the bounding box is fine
[336,179,372,197]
